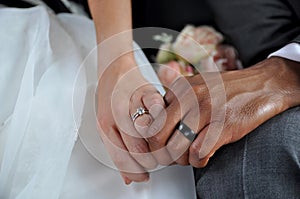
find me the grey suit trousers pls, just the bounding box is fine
[195,106,300,198]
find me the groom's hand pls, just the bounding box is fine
[147,57,300,167]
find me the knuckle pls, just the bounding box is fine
[147,135,164,149]
[135,115,152,128]
[151,94,164,105]
[194,85,209,98]
[164,89,175,102]
[189,143,200,159]
[153,150,173,166]
[147,122,162,136]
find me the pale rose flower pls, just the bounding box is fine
[172,25,223,65]
[194,26,223,45]
[198,45,242,72]
[155,25,242,84]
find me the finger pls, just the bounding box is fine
[189,125,209,168]
[166,129,190,165]
[130,86,164,138]
[164,86,176,105]
[168,77,191,99]
[174,150,190,166]
[166,109,203,165]
[127,89,158,169]
[146,97,182,165]
[120,171,148,185]
[131,108,153,137]
[147,77,201,165]
[122,97,158,170]
[119,129,158,170]
[129,85,157,137]
[112,115,157,170]
[157,62,181,88]
[164,76,194,107]
[111,85,157,170]
[146,105,177,165]
[147,114,174,166]
[189,122,226,168]
[99,126,149,183]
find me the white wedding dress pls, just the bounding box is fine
[0,6,196,199]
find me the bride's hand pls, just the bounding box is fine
[97,55,165,184]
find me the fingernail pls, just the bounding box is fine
[125,179,132,185]
[123,176,132,185]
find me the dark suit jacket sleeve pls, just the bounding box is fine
[206,0,300,67]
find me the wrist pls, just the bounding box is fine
[99,53,147,84]
[112,53,137,73]
[263,57,300,108]
[100,53,135,76]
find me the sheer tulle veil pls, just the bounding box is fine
[0,6,196,199]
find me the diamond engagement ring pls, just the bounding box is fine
[178,122,197,142]
[131,107,149,122]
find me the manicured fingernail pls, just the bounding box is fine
[123,176,132,185]
[122,176,132,185]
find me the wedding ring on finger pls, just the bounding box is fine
[131,107,149,122]
[178,122,197,142]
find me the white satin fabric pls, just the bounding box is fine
[0,6,196,199]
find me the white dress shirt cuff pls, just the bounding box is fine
[268,43,300,62]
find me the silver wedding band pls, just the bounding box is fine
[178,122,197,142]
[131,107,149,122]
